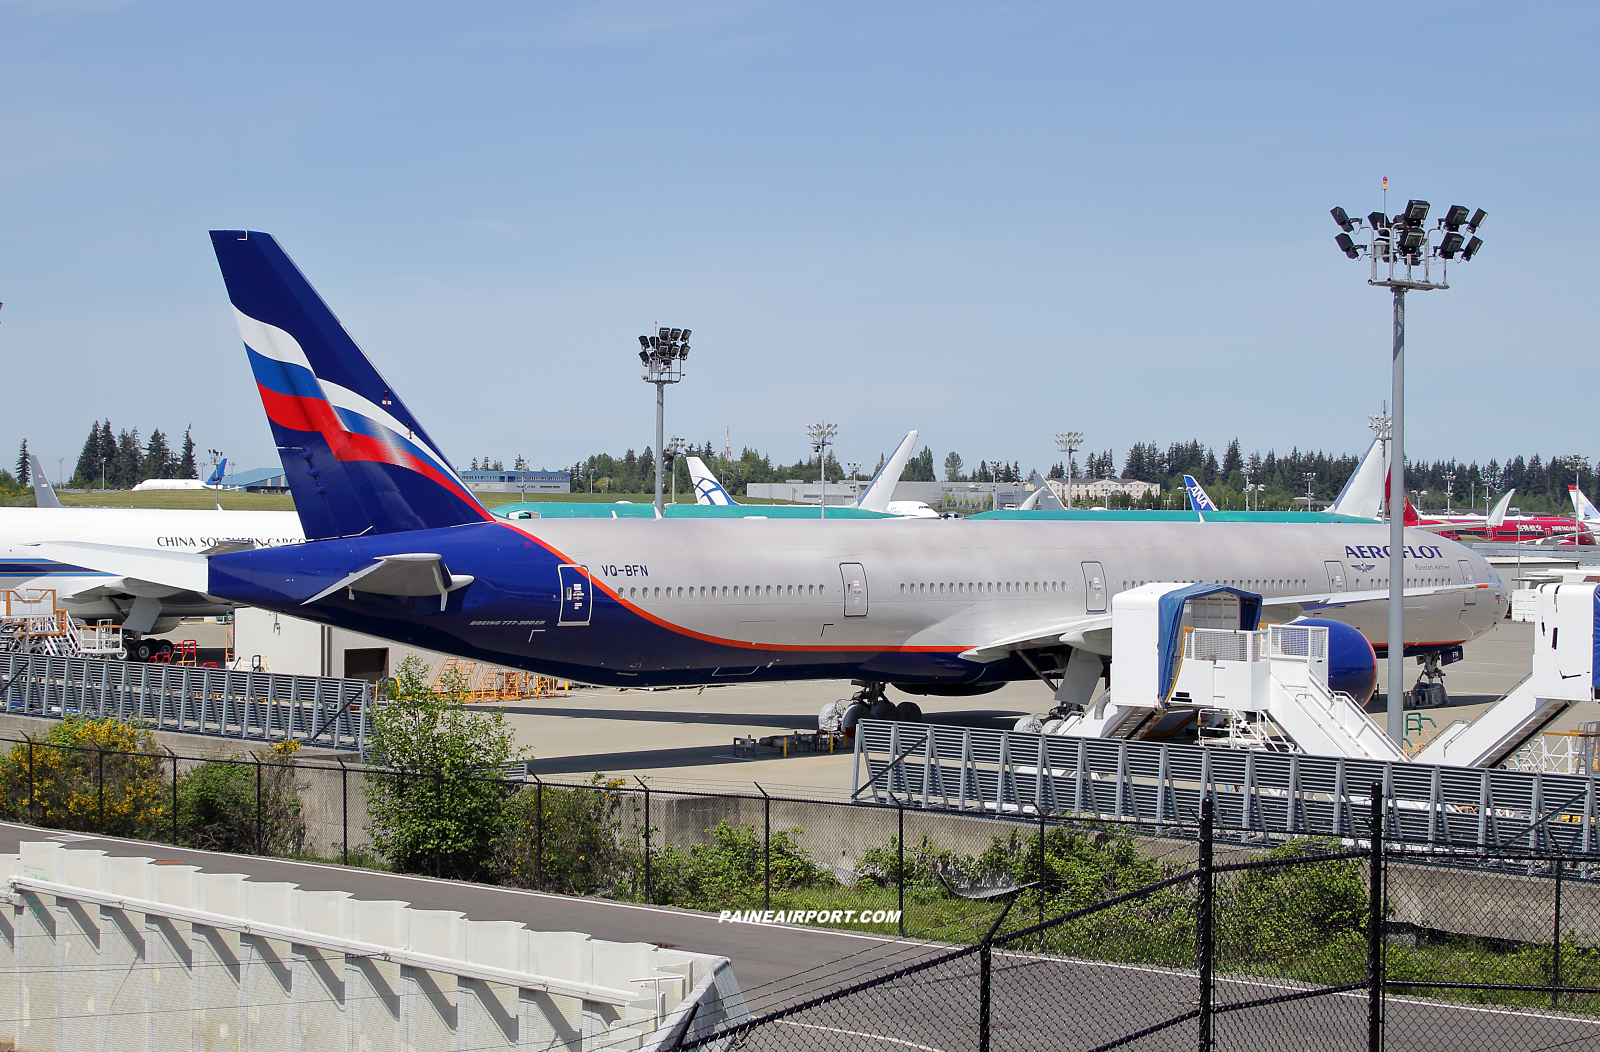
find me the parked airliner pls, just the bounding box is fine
[39,232,1507,713]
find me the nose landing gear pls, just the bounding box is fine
[1410,650,1449,709]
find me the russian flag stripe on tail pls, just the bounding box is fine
[210,231,491,541]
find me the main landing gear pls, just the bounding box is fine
[818,680,923,735]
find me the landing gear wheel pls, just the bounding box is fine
[131,639,156,662]
[867,698,896,721]
[892,700,923,723]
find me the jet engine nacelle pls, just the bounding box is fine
[1291,617,1378,703]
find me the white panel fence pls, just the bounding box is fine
[0,842,745,1051]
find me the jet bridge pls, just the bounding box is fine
[1058,582,1405,762]
[1414,582,1598,768]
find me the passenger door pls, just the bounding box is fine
[1458,559,1477,604]
[1324,560,1347,593]
[558,565,592,626]
[1082,561,1107,613]
[840,563,868,617]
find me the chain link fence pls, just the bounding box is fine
[0,730,1595,1048]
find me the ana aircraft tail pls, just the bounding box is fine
[1571,485,1600,522]
[686,456,738,505]
[1182,475,1218,512]
[28,454,62,509]
[210,231,490,541]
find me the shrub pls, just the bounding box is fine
[0,717,167,837]
[496,777,640,896]
[177,747,305,856]
[364,655,524,880]
[650,821,835,908]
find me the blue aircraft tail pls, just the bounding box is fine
[205,458,227,486]
[1182,475,1218,512]
[210,231,491,541]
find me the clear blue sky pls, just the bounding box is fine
[3,1,1594,482]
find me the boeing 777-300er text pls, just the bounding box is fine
[37,232,1507,718]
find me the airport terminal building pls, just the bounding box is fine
[459,469,571,494]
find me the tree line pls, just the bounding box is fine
[68,420,199,489]
[548,436,1600,514]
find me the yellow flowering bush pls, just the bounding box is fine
[0,717,168,837]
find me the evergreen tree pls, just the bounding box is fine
[1221,438,1243,480]
[177,427,198,479]
[944,452,964,482]
[904,446,935,482]
[71,421,101,487]
[14,440,28,485]
[141,429,173,482]
[113,428,143,488]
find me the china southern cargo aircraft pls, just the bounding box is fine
[2,453,302,642]
[38,232,1507,712]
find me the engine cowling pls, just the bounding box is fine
[1290,618,1378,704]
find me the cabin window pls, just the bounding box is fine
[629,588,637,598]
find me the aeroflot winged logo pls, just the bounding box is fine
[234,308,478,510]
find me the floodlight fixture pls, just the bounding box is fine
[1367,211,1388,229]
[1437,231,1464,258]
[639,350,649,364]
[639,335,650,350]
[1461,236,1483,261]
[1442,205,1469,230]
[1399,225,1426,252]
[1467,208,1487,232]
[1335,232,1359,258]
[669,327,682,341]
[680,329,691,342]
[1331,206,1354,232]
[1404,199,1430,223]
[679,344,690,359]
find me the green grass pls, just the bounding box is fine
[57,490,297,510]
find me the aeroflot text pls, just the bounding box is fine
[1344,545,1445,561]
[717,909,902,926]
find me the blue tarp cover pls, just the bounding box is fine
[1158,584,1263,702]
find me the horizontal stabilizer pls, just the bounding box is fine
[303,553,473,610]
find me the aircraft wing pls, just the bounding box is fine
[948,579,1487,664]
[1270,580,1489,621]
[26,542,218,634]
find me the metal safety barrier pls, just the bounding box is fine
[852,718,1600,854]
[0,652,370,751]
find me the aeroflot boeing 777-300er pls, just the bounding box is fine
[37,232,1508,711]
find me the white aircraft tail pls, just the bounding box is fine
[855,430,918,513]
[1571,484,1600,522]
[1329,434,1385,520]
[28,455,62,509]
[1487,489,1516,527]
[686,457,738,505]
[1020,471,1065,511]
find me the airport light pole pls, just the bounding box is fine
[1303,473,1316,510]
[667,437,686,506]
[807,423,837,519]
[1444,472,1456,514]
[1055,432,1083,509]
[637,327,691,515]
[1330,193,1486,744]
